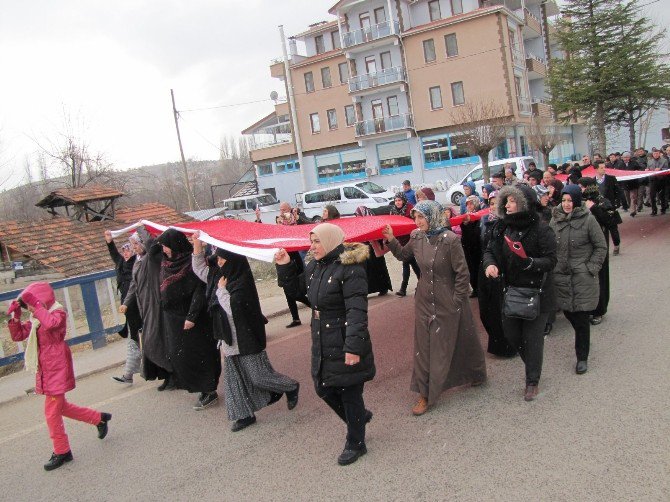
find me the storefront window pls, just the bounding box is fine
[258,163,273,176]
[316,149,367,183]
[422,134,478,169]
[377,140,413,175]
[275,159,300,174]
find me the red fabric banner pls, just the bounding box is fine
[557,166,670,182]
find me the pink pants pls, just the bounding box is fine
[44,394,101,454]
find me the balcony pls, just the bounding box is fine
[526,55,547,79]
[517,96,531,115]
[523,8,542,38]
[342,20,400,50]
[531,98,552,118]
[354,113,414,138]
[348,66,407,94]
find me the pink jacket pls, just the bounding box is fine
[8,282,75,395]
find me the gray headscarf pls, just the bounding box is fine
[411,200,446,237]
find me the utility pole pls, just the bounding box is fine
[171,89,196,211]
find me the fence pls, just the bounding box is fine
[0,269,123,367]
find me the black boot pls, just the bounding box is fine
[44,451,73,471]
[97,412,112,439]
[231,415,256,432]
[286,383,300,410]
[337,444,367,466]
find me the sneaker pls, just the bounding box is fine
[285,320,301,328]
[337,445,367,466]
[590,315,602,325]
[613,246,620,256]
[193,392,218,411]
[111,375,133,384]
[231,415,256,432]
[576,361,588,374]
[544,323,553,336]
[524,384,539,402]
[97,412,112,439]
[44,451,73,471]
[395,290,407,297]
[286,383,300,410]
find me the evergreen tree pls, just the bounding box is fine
[548,0,633,154]
[606,1,670,150]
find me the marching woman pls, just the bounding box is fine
[382,200,487,415]
[191,232,300,431]
[275,223,375,466]
[550,185,607,375]
[482,185,557,401]
[460,195,483,297]
[7,282,111,471]
[122,228,173,389]
[389,192,420,297]
[155,229,221,410]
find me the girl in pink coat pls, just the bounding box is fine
[7,282,111,471]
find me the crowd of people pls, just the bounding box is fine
[8,146,667,471]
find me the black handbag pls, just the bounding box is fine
[502,274,546,321]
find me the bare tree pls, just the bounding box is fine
[449,101,511,182]
[527,117,564,167]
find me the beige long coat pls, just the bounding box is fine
[388,229,487,405]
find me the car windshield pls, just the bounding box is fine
[466,168,483,182]
[355,181,386,194]
[254,194,278,206]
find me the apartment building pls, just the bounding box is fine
[242,0,587,203]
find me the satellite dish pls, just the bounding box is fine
[270,91,279,103]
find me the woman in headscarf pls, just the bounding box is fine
[322,204,340,221]
[459,181,480,214]
[275,223,375,466]
[483,185,557,401]
[382,200,487,415]
[415,187,436,202]
[191,233,299,431]
[477,191,516,357]
[480,184,494,209]
[354,205,393,296]
[122,227,172,389]
[460,195,483,297]
[550,185,607,375]
[389,192,420,296]
[155,229,221,410]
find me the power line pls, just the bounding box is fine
[179,98,274,113]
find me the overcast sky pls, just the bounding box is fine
[0,0,668,189]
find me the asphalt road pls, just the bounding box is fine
[0,213,668,501]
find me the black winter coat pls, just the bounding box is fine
[107,241,136,301]
[614,159,642,189]
[277,243,375,389]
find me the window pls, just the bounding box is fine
[275,159,300,174]
[429,0,441,21]
[445,33,458,57]
[315,35,325,55]
[449,134,471,160]
[423,39,436,63]
[380,51,392,70]
[331,30,341,50]
[450,0,463,15]
[327,109,338,130]
[304,72,314,93]
[257,164,273,176]
[514,76,523,97]
[378,140,413,174]
[387,96,399,116]
[365,55,377,74]
[429,86,443,110]
[422,134,478,168]
[374,7,386,24]
[310,113,320,133]
[304,188,341,204]
[338,62,349,84]
[343,187,368,199]
[345,105,356,126]
[316,149,367,183]
[321,66,332,88]
[451,81,465,105]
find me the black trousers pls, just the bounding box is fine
[400,257,420,291]
[563,310,591,361]
[610,226,621,247]
[502,312,549,385]
[650,177,668,214]
[285,289,310,321]
[318,383,366,449]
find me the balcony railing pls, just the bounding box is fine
[342,20,400,49]
[531,98,553,118]
[348,66,407,93]
[523,7,542,35]
[526,54,547,77]
[355,113,413,137]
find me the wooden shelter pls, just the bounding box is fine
[36,185,124,222]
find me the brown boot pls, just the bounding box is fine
[412,396,429,416]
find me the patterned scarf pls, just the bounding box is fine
[159,251,192,293]
[412,200,447,237]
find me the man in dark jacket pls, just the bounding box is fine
[648,148,669,215]
[614,152,642,216]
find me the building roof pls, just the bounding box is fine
[184,208,227,221]
[35,185,124,208]
[294,20,338,38]
[0,203,193,277]
[401,6,502,36]
[114,203,194,226]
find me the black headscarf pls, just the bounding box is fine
[156,229,195,298]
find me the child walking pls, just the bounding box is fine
[7,282,112,471]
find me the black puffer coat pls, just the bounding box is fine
[107,241,136,301]
[277,242,375,389]
[482,185,558,313]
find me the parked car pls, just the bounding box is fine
[445,156,536,205]
[297,181,395,219]
[220,193,281,224]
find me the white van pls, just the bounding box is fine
[220,193,281,224]
[445,156,536,204]
[298,181,395,219]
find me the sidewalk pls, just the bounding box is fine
[0,291,300,406]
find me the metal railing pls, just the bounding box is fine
[0,270,123,367]
[348,66,407,93]
[342,20,400,49]
[354,113,414,137]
